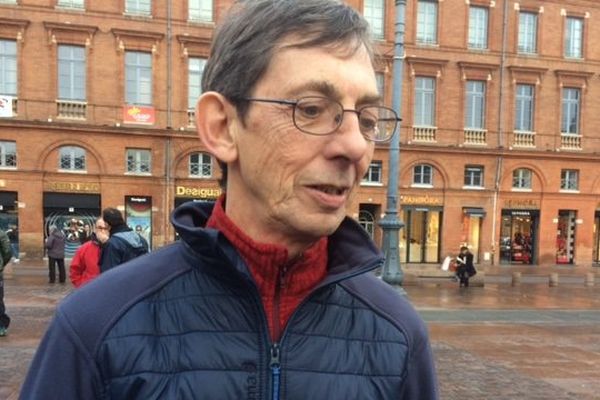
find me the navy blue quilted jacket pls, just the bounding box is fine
[21,202,438,399]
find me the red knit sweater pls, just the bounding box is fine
[206,196,328,341]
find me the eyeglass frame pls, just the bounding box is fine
[236,96,401,143]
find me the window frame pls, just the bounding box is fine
[188,0,213,22]
[464,80,486,129]
[58,44,86,101]
[560,169,579,191]
[363,0,385,40]
[468,6,488,50]
[56,0,84,9]
[464,165,484,188]
[362,160,383,185]
[188,57,206,110]
[125,0,151,16]
[58,145,86,172]
[414,76,436,126]
[412,164,433,187]
[561,87,580,135]
[564,16,583,59]
[0,39,17,96]
[126,148,152,175]
[0,140,16,168]
[189,152,212,178]
[125,51,152,106]
[512,168,532,190]
[416,0,438,45]
[518,11,538,54]
[514,83,535,132]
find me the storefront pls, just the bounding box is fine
[43,192,101,258]
[173,185,221,239]
[399,195,443,264]
[556,210,577,265]
[125,196,152,249]
[462,207,485,263]
[499,209,539,265]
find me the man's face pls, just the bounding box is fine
[225,41,378,253]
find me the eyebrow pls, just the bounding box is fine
[287,80,381,106]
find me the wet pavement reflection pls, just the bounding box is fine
[1,273,599,399]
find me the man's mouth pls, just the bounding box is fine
[308,185,348,196]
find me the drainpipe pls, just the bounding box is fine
[491,0,509,265]
[164,0,173,244]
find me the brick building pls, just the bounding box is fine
[1,0,600,270]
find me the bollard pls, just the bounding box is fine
[585,272,595,287]
[511,271,522,286]
[549,272,559,287]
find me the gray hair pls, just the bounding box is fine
[202,0,376,187]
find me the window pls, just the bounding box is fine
[57,0,84,9]
[518,12,537,53]
[414,77,435,126]
[125,51,152,105]
[561,88,580,134]
[413,164,432,186]
[364,0,385,39]
[188,57,206,109]
[416,0,437,45]
[565,17,583,58]
[0,40,17,96]
[560,169,579,191]
[358,210,375,238]
[468,6,488,49]
[126,148,151,174]
[58,45,86,101]
[189,152,212,178]
[375,72,385,98]
[0,140,16,168]
[59,146,86,171]
[189,0,213,22]
[465,80,485,129]
[125,0,151,15]
[512,168,532,189]
[515,84,534,131]
[362,161,382,184]
[464,166,483,187]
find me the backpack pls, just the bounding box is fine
[0,230,13,270]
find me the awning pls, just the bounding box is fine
[463,207,486,217]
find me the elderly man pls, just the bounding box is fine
[21,1,438,399]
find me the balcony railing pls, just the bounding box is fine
[412,126,437,143]
[513,131,536,148]
[560,133,582,150]
[463,128,487,145]
[56,100,86,120]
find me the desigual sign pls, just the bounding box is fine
[47,182,100,193]
[176,186,221,199]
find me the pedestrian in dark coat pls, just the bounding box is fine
[0,229,13,336]
[456,246,476,287]
[46,225,66,284]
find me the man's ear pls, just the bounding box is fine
[195,92,238,163]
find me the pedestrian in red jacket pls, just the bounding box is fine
[69,218,109,288]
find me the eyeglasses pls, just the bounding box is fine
[95,226,108,231]
[240,96,401,143]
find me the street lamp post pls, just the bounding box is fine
[380,0,406,287]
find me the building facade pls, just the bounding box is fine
[1,0,600,270]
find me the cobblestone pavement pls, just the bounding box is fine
[1,271,599,399]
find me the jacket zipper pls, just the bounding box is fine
[269,342,281,400]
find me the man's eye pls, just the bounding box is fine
[297,104,324,118]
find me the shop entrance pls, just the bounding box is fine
[0,191,19,259]
[400,207,442,263]
[43,193,101,258]
[499,209,538,265]
[556,210,576,264]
